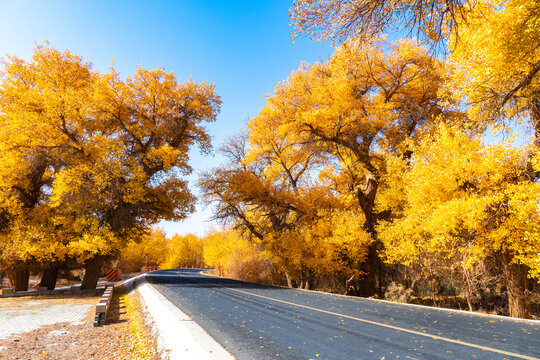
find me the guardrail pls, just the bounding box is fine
[94,285,114,326]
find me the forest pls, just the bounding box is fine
[1,0,539,320]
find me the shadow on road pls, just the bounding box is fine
[144,268,280,291]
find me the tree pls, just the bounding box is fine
[0,44,221,289]
[448,0,540,147]
[248,39,450,295]
[290,0,475,48]
[120,228,170,273]
[443,0,540,316]
[0,45,95,290]
[203,229,277,283]
[200,39,453,294]
[199,132,334,287]
[165,233,205,269]
[54,66,220,288]
[200,123,372,290]
[380,126,540,318]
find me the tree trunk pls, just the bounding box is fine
[344,274,357,295]
[463,269,475,312]
[531,93,540,148]
[357,176,378,236]
[285,272,293,288]
[504,261,531,319]
[81,256,105,290]
[495,96,538,318]
[303,269,314,290]
[303,276,311,290]
[39,262,60,290]
[522,95,540,180]
[356,175,384,297]
[356,242,379,297]
[6,262,30,291]
[429,279,438,307]
[465,289,474,312]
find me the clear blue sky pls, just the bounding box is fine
[0,0,333,236]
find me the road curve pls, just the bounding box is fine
[146,269,540,360]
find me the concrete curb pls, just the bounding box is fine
[124,274,234,360]
[94,285,114,326]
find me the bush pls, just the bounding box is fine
[384,282,413,303]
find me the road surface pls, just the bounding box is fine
[146,269,540,360]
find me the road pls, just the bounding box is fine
[146,269,540,360]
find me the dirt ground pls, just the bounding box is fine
[0,288,159,360]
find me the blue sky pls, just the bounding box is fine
[0,0,333,236]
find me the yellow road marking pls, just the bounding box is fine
[225,287,538,360]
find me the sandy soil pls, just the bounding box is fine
[0,289,158,360]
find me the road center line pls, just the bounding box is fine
[224,287,538,360]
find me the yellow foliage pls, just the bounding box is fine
[120,229,170,273]
[118,287,158,359]
[0,43,220,268]
[264,210,371,279]
[202,230,270,282]
[200,39,454,293]
[380,125,540,279]
[448,0,540,130]
[164,233,205,269]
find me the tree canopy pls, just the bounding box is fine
[0,44,220,289]
[200,0,540,318]
[290,0,474,47]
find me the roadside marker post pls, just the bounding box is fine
[106,269,121,282]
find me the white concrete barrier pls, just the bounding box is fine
[94,285,114,326]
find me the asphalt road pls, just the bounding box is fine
[146,269,540,360]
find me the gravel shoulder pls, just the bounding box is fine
[0,287,159,359]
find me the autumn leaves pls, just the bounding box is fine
[0,45,220,290]
[0,0,539,320]
[200,0,540,318]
